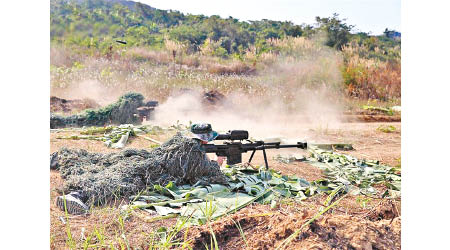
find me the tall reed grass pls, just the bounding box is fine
[341,44,401,100]
[50,36,400,103]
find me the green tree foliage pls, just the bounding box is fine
[50,0,305,54]
[50,0,400,59]
[315,13,354,50]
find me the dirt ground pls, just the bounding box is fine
[50,96,100,114]
[187,203,400,250]
[50,121,401,249]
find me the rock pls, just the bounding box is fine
[50,152,59,170]
[391,106,401,112]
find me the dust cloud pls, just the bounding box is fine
[51,35,346,141]
[151,36,345,141]
[151,88,343,142]
[51,80,119,106]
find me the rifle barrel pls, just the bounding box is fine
[203,141,307,153]
[260,142,307,149]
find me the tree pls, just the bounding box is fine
[315,13,354,50]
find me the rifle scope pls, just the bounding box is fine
[215,130,248,141]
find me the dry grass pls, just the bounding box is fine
[51,37,400,103]
[50,170,178,249]
[126,47,172,65]
[51,37,344,106]
[342,44,401,100]
[205,61,255,75]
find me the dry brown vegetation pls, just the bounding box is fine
[342,44,401,100]
[51,37,400,108]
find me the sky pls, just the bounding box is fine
[138,0,400,35]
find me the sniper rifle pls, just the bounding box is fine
[202,130,307,169]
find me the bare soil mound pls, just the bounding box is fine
[203,90,226,106]
[366,199,400,221]
[50,96,100,113]
[345,114,401,123]
[343,110,401,123]
[188,205,401,250]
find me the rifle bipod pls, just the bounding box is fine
[248,147,270,170]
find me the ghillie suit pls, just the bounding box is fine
[50,92,144,128]
[53,133,227,206]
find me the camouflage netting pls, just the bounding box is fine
[50,92,144,128]
[53,133,227,205]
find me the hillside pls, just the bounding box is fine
[51,0,401,102]
[51,0,399,56]
[51,0,304,53]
